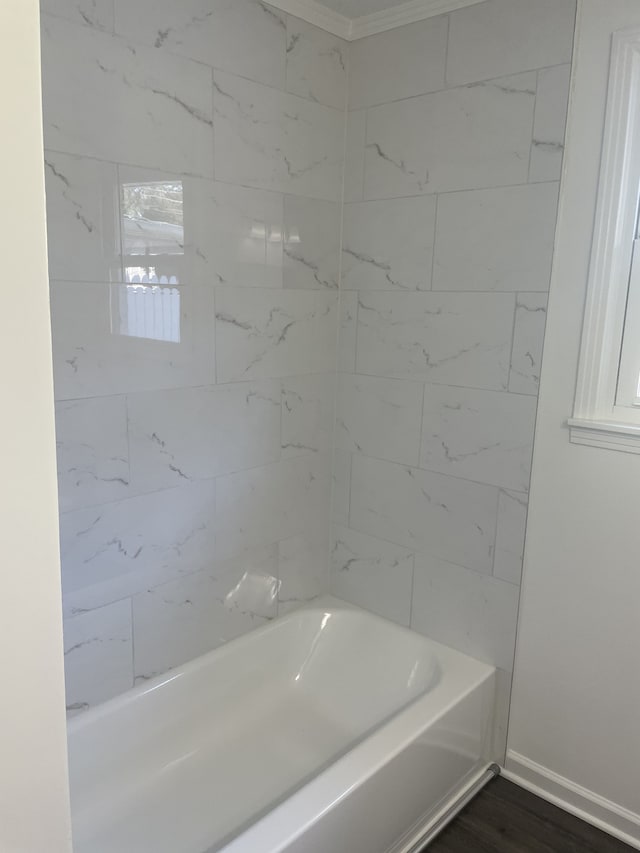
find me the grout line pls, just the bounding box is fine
[340,513,501,585]
[417,381,427,468]
[43,141,560,205]
[347,448,529,499]
[337,178,560,205]
[344,64,545,113]
[429,193,439,290]
[59,450,324,518]
[49,278,552,296]
[340,285,551,294]
[54,372,540,408]
[352,291,361,373]
[324,40,351,593]
[211,66,217,182]
[506,292,520,393]
[443,13,451,88]
[124,394,132,490]
[360,107,368,200]
[53,370,347,404]
[408,551,416,629]
[212,284,219,384]
[278,377,284,462]
[528,69,541,182]
[346,451,354,528]
[490,486,502,578]
[130,596,136,687]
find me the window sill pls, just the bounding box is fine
[568,417,640,453]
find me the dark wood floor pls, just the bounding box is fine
[427,778,634,852]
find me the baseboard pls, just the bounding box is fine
[503,751,640,850]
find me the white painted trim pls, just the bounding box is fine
[267,0,351,38]
[350,0,484,39]
[568,416,640,452]
[503,752,640,850]
[266,0,487,40]
[570,26,640,447]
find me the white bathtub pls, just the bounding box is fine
[68,597,495,853]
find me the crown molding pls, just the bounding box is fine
[349,0,485,39]
[267,0,487,40]
[267,0,351,38]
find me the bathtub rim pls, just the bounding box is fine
[66,594,490,736]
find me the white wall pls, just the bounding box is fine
[508,0,640,846]
[0,2,72,851]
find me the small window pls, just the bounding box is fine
[569,26,640,452]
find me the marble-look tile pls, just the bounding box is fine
[530,65,572,183]
[363,73,535,200]
[349,455,499,573]
[412,554,520,672]
[509,293,548,395]
[363,98,430,200]
[446,0,576,87]
[133,545,279,681]
[60,479,216,606]
[420,385,537,492]
[41,15,214,175]
[50,281,215,400]
[213,71,345,202]
[331,449,352,526]
[215,287,337,382]
[335,373,423,466]
[330,526,414,625]
[44,152,121,283]
[355,291,515,390]
[283,196,341,290]
[286,17,347,110]
[342,196,436,292]
[494,489,528,585]
[215,455,330,561]
[193,180,284,289]
[114,0,287,89]
[56,396,129,512]
[433,183,559,292]
[348,16,447,110]
[344,110,366,204]
[281,373,335,459]
[63,599,133,714]
[278,531,328,613]
[127,380,281,492]
[41,0,114,30]
[337,291,358,373]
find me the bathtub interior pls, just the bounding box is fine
[67,600,489,853]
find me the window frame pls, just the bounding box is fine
[569,26,640,453]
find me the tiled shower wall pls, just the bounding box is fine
[45,0,575,724]
[42,0,347,712]
[330,0,575,753]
